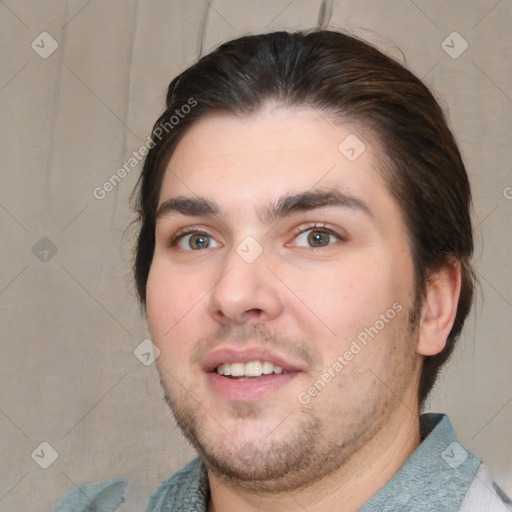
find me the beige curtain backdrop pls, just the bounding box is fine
[1,1,511,510]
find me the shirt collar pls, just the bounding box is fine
[359,412,481,512]
[156,413,481,511]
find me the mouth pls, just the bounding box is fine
[203,348,304,401]
[215,360,288,379]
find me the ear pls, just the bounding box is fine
[416,258,462,356]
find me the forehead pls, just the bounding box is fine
[159,105,394,219]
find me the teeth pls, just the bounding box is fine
[230,363,245,377]
[216,360,287,377]
[245,361,262,377]
[262,361,274,375]
[217,363,231,376]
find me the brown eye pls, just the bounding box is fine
[294,228,340,248]
[189,234,210,250]
[175,232,220,250]
[307,230,331,247]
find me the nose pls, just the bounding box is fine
[208,241,283,326]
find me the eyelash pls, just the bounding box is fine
[169,223,344,249]
[169,228,211,247]
[289,222,343,243]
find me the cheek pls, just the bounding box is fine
[145,261,205,347]
[287,256,393,332]
[283,254,412,376]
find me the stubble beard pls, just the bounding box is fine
[157,359,418,493]
[156,304,421,494]
[159,376,355,493]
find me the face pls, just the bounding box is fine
[146,105,421,491]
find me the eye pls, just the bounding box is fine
[292,227,342,248]
[173,231,221,251]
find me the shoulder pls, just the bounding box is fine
[52,458,207,512]
[459,463,512,512]
[146,457,208,511]
[53,478,129,511]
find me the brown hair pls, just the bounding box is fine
[133,29,474,409]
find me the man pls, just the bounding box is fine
[54,29,511,511]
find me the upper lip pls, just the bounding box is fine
[202,346,306,373]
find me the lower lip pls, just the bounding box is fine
[206,372,299,402]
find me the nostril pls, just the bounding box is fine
[245,308,264,319]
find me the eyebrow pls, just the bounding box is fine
[155,189,373,224]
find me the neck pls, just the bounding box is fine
[207,406,421,512]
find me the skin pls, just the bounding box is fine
[146,104,461,511]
